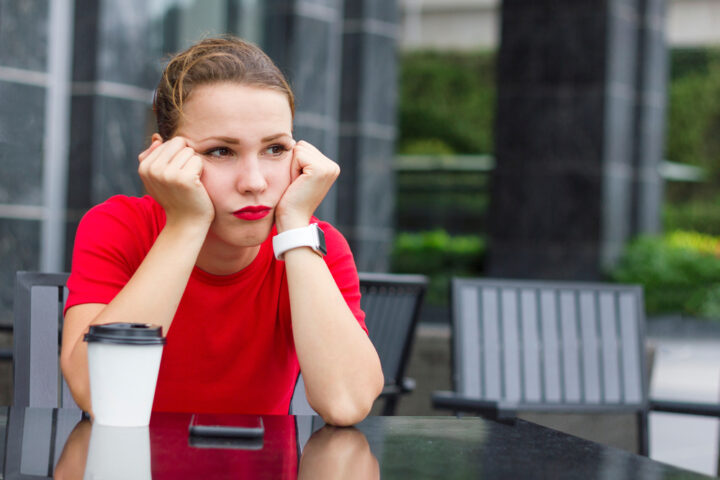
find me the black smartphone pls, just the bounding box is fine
[188,414,265,450]
[189,414,265,438]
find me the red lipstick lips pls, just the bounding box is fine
[233,205,271,221]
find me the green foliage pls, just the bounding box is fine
[666,64,720,179]
[398,51,496,155]
[611,231,720,318]
[391,230,486,305]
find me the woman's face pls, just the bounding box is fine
[176,82,294,248]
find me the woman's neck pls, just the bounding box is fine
[194,238,261,276]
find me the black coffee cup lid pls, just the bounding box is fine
[84,323,166,345]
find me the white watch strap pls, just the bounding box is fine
[273,223,324,260]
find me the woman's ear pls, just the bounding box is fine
[151,133,163,144]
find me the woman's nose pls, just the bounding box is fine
[235,157,268,193]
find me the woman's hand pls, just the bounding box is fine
[138,136,215,228]
[275,140,340,232]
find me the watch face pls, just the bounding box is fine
[317,226,328,256]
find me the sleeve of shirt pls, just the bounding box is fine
[65,196,162,314]
[316,220,368,335]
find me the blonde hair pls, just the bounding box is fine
[153,36,295,139]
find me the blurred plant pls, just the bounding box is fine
[663,195,720,235]
[397,50,495,155]
[611,230,720,318]
[391,230,486,305]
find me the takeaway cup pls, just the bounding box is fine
[84,323,165,427]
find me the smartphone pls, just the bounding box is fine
[188,414,265,450]
[189,414,265,438]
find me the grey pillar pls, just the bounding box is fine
[65,0,159,263]
[264,0,345,223]
[336,0,399,272]
[487,0,667,280]
[0,0,66,323]
[631,0,667,235]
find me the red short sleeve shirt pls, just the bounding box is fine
[66,195,366,414]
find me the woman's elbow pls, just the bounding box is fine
[319,400,372,427]
[316,382,383,426]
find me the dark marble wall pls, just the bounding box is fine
[264,0,399,271]
[337,0,398,271]
[264,0,344,222]
[0,0,50,324]
[487,0,667,280]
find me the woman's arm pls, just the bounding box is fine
[277,141,384,426]
[60,137,214,413]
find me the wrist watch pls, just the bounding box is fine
[273,223,327,260]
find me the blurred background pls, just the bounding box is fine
[2,0,720,474]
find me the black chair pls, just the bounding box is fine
[13,271,78,409]
[433,277,720,455]
[359,272,428,415]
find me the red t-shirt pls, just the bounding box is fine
[65,195,366,414]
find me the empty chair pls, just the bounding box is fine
[433,277,720,455]
[13,271,78,410]
[359,272,428,415]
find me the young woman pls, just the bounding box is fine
[60,36,384,426]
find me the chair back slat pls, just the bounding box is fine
[500,289,521,403]
[29,286,62,408]
[481,288,501,400]
[520,289,542,402]
[456,282,481,398]
[14,272,78,411]
[451,278,648,412]
[578,291,601,404]
[559,290,581,403]
[619,292,643,403]
[539,289,562,403]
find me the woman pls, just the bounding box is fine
[60,36,383,426]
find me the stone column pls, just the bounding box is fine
[263,0,345,223]
[0,0,72,323]
[264,0,399,271]
[631,0,667,235]
[65,0,159,263]
[336,0,399,272]
[487,0,667,280]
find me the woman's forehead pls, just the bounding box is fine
[178,83,292,140]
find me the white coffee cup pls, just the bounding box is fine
[84,323,165,427]
[84,423,151,480]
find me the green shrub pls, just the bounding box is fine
[663,195,720,235]
[398,51,495,155]
[391,230,486,305]
[610,231,720,318]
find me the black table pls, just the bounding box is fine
[0,407,713,479]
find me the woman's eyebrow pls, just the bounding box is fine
[196,136,241,144]
[261,133,292,143]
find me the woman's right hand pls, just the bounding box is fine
[138,136,215,228]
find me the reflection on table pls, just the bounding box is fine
[0,407,713,479]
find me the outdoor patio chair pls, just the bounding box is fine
[13,271,78,409]
[359,272,428,415]
[432,277,720,455]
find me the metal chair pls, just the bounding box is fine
[433,277,720,455]
[359,272,428,415]
[13,271,78,410]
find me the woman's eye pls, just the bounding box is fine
[265,144,288,156]
[205,147,232,158]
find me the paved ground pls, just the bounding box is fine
[647,317,720,477]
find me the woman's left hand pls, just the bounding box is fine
[275,140,340,232]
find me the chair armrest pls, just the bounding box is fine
[431,391,517,421]
[401,377,416,394]
[649,399,720,417]
[379,378,417,398]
